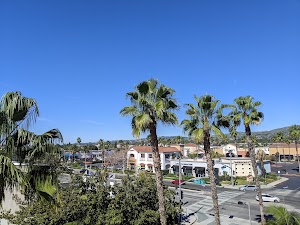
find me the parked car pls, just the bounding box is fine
[256,194,280,203]
[239,185,257,191]
[171,180,185,185]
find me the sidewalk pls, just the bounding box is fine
[221,176,289,190]
[181,207,259,225]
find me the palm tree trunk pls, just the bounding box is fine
[150,123,167,225]
[288,144,291,161]
[204,129,220,225]
[260,160,265,184]
[85,151,87,169]
[246,126,266,225]
[122,150,126,174]
[102,148,105,169]
[296,141,300,174]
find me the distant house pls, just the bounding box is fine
[170,143,202,156]
[127,146,181,172]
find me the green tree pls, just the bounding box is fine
[1,172,179,225]
[120,79,179,225]
[0,91,63,204]
[266,206,300,225]
[181,94,230,225]
[289,125,300,173]
[230,96,266,225]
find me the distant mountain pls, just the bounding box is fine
[244,126,292,140]
[66,125,299,145]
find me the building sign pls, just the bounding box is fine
[174,162,193,166]
[234,161,251,164]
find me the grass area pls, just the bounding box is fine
[69,162,83,169]
[163,174,194,181]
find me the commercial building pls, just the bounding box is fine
[269,143,299,161]
[169,157,271,178]
[127,146,181,172]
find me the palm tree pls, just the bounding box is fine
[98,139,104,167]
[289,125,300,173]
[285,138,291,161]
[266,206,300,225]
[120,79,179,225]
[272,132,285,162]
[228,108,240,156]
[0,91,63,203]
[181,95,230,225]
[256,149,267,183]
[231,96,266,225]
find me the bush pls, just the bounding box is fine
[161,169,169,176]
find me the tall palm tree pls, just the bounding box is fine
[120,79,179,225]
[289,125,300,173]
[181,95,230,225]
[266,206,300,225]
[231,96,266,225]
[0,91,63,203]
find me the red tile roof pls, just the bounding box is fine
[130,146,181,153]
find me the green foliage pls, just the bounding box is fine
[188,153,198,159]
[0,91,63,203]
[1,172,179,225]
[266,206,300,225]
[161,169,169,176]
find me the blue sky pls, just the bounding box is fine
[1,1,299,143]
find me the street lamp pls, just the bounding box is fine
[238,201,252,225]
[224,149,234,186]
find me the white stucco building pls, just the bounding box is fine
[169,157,271,178]
[127,146,181,172]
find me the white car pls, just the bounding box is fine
[256,194,280,203]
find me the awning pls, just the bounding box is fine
[182,166,193,171]
[140,163,145,166]
[147,164,153,167]
[171,165,179,168]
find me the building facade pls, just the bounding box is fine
[127,146,181,172]
[269,143,299,161]
[169,157,271,178]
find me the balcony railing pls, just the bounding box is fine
[139,157,146,161]
[147,158,153,162]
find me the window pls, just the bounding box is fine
[148,154,153,158]
[140,153,145,158]
[130,154,134,158]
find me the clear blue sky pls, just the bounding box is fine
[1,1,299,143]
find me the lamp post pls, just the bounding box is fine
[238,201,252,225]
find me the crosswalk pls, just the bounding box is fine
[185,191,243,213]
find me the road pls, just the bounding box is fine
[177,186,300,223]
